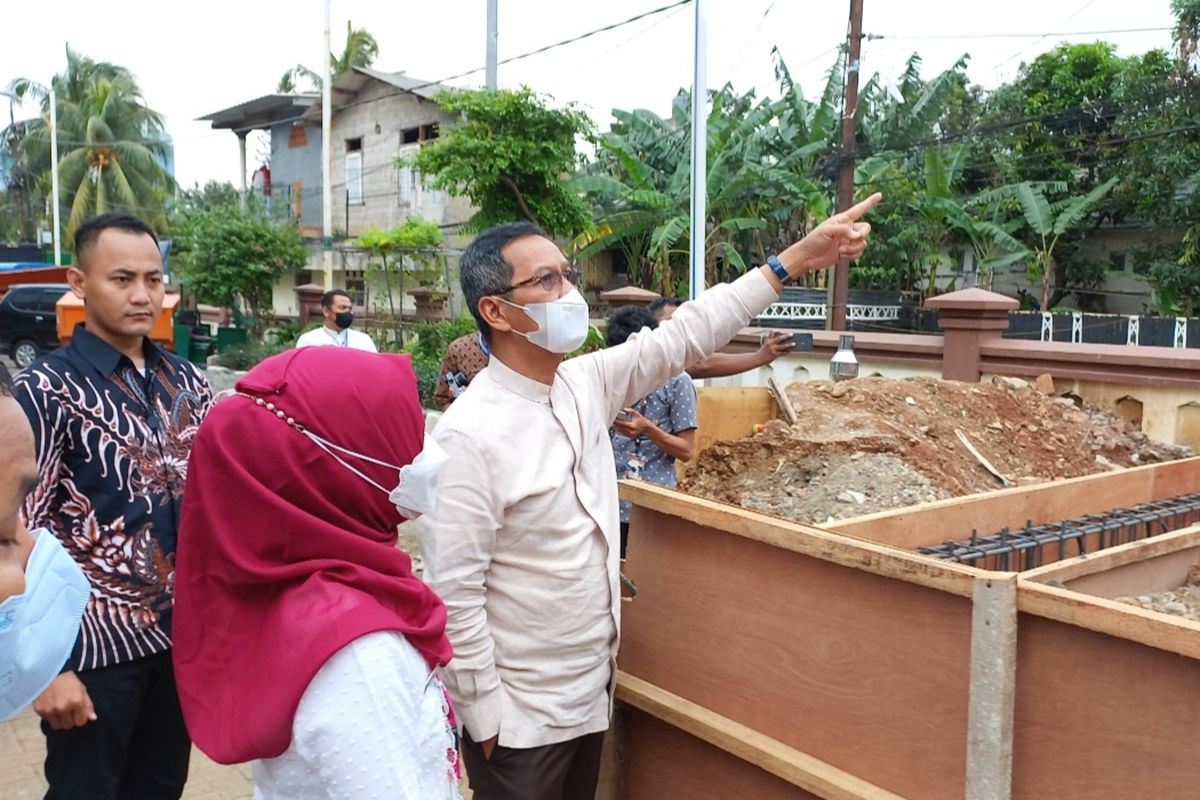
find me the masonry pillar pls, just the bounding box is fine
[295,283,326,327]
[925,288,1018,382]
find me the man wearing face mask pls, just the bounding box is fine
[295,289,379,352]
[0,363,90,724]
[418,195,881,800]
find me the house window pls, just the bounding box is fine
[344,270,366,306]
[345,137,363,205]
[401,123,440,145]
[1109,251,1127,272]
[288,124,307,148]
[397,142,421,207]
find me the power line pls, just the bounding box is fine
[221,0,695,136]
[418,0,694,89]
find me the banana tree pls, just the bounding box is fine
[573,60,833,294]
[972,177,1118,308]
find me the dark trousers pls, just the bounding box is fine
[42,651,191,800]
[462,729,605,800]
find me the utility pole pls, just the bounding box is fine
[486,0,498,89]
[321,0,333,289]
[688,0,707,300]
[827,0,864,331]
[49,87,61,267]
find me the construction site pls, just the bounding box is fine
[603,291,1200,800]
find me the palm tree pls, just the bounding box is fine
[278,22,380,92]
[9,47,174,237]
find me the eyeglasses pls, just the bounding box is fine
[495,267,582,295]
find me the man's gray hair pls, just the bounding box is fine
[459,221,545,343]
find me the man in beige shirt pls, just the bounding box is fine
[418,196,879,800]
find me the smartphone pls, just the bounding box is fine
[617,410,632,420]
[792,333,813,351]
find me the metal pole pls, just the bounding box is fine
[486,0,498,89]
[49,87,61,267]
[827,0,864,331]
[237,133,248,213]
[321,0,334,290]
[688,0,707,300]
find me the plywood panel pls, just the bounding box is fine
[1022,525,1200,597]
[1013,615,1200,799]
[620,506,974,799]
[688,386,777,464]
[1063,548,1199,598]
[826,457,1200,550]
[623,710,826,800]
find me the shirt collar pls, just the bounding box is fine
[70,324,163,377]
[486,355,551,404]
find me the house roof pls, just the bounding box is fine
[198,94,319,132]
[300,67,448,122]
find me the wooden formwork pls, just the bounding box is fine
[612,458,1200,800]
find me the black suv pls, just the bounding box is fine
[0,284,70,368]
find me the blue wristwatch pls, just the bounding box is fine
[766,254,789,282]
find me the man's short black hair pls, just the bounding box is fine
[647,296,685,316]
[74,213,159,270]
[321,289,351,308]
[459,222,546,343]
[606,305,658,347]
[0,362,12,397]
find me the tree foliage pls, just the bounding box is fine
[413,87,594,238]
[171,200,308,337]
[278,21,380,92]
[9,47,175,237]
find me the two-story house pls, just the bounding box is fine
[200,68,472,322]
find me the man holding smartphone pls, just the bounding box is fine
[605,306,697,559]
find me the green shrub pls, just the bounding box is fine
[405,316,479,407]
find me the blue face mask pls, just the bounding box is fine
[0,530,89,721]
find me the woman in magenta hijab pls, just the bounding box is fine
[172,347,459,799]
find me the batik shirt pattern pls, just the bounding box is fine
[15,325,213,671]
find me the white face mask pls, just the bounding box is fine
[501,287,590,354]
[304,431,449,520]
[0,529,89,722]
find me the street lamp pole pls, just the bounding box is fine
[321,0,334,290]
[688,0,707,300]
[49,87,61,267]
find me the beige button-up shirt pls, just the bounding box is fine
[417,269,779,748]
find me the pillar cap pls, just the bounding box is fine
[925,288,1019,313]
[600,285,662,307]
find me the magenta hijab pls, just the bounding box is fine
[172,347,451,764]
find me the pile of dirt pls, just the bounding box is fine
[1115,565,1200,621]
[681,375,1192,525]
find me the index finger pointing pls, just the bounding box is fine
[835,192,883,224]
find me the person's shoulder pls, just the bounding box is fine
[667,373,696,392]
[435,370,496,431]
[14,350,71,391]
[348,329,376,349]
[295,327,330,346]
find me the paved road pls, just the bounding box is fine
[0,708,254,800]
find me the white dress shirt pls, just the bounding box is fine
[295,325,378,352]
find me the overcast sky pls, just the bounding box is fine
[0,0,1180,190]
